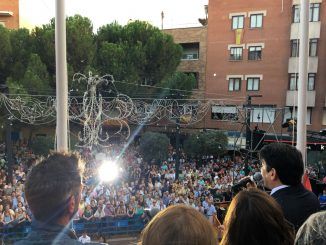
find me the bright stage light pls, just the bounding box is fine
[98,160,119,182]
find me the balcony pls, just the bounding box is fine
[286,90,316,107]
[288,57,318,73]
[291,22,321,40]
[293,0,322,4]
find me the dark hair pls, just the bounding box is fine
[25,152,84,222]
[221,188,294,245]
[259,143,304,185]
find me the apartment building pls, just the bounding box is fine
[0,0,19,29]
[204,0,326,135]
[164,26,207,97]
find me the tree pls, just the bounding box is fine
[139,131,170,164]
[96,21,183,97]
[160,72,197,99]
[31,22,56,87]
[30,136,55,156]
[21,53,51,95]
[66,15,95,72]
[0,25,12,84]
[183,133,205,158]
[8,28,32,82]
[184,130,228,158]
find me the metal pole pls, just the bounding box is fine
[55,0,68,151]
[175,122,180,180]
[245,96,252,152]
[5,117,13,183]
[244,95,251,175]
[297,0,309,165]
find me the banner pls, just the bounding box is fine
[235,29,244,45]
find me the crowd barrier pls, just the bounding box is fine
[0,215,145,242]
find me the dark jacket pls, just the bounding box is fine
[14,220,105,245]
[271,184,320,231]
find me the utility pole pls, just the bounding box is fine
[55,0,68,151]
[297,0,309,165]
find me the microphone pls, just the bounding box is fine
[231,172,262,193]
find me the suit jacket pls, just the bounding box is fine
[271,184,320,231]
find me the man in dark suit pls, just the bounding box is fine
[259,143,320,231]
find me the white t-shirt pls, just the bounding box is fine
[78,235,91,244]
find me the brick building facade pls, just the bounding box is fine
[204,0,326,134]
[0,0,19,29]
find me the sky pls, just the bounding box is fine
[20,0,208,31]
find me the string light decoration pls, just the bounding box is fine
[70,72,133,148]
[0,73,250,148]
[0,93,56,125]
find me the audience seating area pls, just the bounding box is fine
[0,215,145,242]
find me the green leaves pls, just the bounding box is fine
[139,131,170,164]
[1,16,190,100]
[21,53,51,95]
[0,25,12,83]
[184,130,228,157]
[95,20,183,97]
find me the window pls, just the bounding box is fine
[211,106,238,120]
[290,39,318,57]
[0,21,5,27]
[289,73,298,90]
[292,5,300,23]
[232,15,244,29]
[290,40,299,57]
[323,110,326,125]
[180,43,199,60]
[289,73,315,91]
[308,73,315,91]
[309,39,318,57]
[230,47,243,60]
[251,107,276,123]
[292,4,320,23]
[228,78,241,91]
[250,14,263,28]
[247,77,260,91]
[283,107,312,125]
[309,3,320,22]
[248,46,262,60]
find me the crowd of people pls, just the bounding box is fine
[0,140,325,244]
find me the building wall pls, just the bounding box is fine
[164,27,208,129]
[314,0,326,129]
[205,0,325,132]
[0,0,19,29]
[164,27,207,98]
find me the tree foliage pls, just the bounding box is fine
[139,131,170,164]
[20,53,51,95]
[96,20,183,97]
[1,16,194,100]
[30,136,55,156]
[184,130,228,157]
[0,25,12,84]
